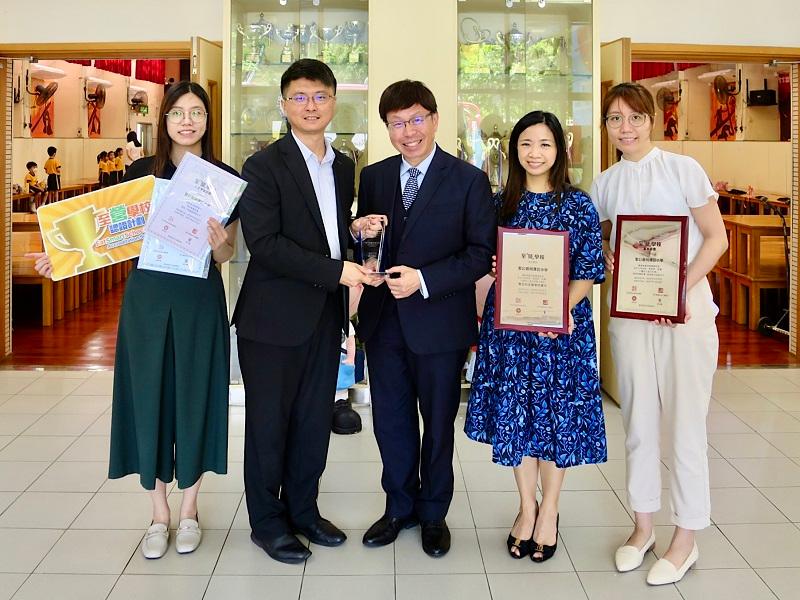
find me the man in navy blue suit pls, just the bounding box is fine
[355,80,496,557]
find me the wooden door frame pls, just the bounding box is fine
[0,42,192,361]
[1,61,10,358]
[630,43,800,63]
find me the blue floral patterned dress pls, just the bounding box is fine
[464,189,607,468]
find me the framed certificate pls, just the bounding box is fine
[494,227,570,333]
[611,215,688,323]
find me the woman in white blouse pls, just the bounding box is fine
[590,82,727,586]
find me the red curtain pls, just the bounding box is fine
[135,60,166,85]
[66,59,91,66]
[94,59,131,77]
[632,62,706,81]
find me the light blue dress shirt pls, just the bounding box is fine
[292,132,341,260]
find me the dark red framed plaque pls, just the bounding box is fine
[610,215,689,323]
[494,227,570,333]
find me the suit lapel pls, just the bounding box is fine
[402,147,450,242]
[279,134,327,241]
[332,152,350,259]
[382,155,402,217]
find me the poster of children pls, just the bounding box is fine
[663,102,679,141]
[710,87,737,140]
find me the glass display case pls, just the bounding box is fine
[457,0,594,192]
[225,0,368,383]
[228,0,369,174]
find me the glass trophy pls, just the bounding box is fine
[278,24,298,64]
[359,222,385,275]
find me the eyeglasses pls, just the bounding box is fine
[283,92,334,105]
[604,112,649,129]
[165,108,207,123]
[387,113,433,131]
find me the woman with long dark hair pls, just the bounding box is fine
[465,111,606,562]
[29,81,239,560]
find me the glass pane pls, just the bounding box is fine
[228,0,369,384]
[457,0,593,192]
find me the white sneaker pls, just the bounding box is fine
[175,518,202,554]
[615,531,656,572]
[646,543,699,585]
[141,523,169,559]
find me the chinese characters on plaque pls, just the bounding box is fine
[611,215,688,323]
[494,227,570,333]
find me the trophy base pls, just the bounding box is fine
[76,254,113,274]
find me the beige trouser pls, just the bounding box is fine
[608,280,718,530]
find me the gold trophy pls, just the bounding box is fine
[45,204,112,274]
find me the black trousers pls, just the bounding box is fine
[366,302,467,521]
[238,294,341,538]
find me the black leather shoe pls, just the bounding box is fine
[294,518,347,547]
[362,515,418,547]
[332,399,362,434]
[250,531,311,564]
[421,520,451,557]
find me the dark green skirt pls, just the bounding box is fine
[108,265,230,490]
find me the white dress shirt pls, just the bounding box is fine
[292,132,341,260]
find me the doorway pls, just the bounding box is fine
[0,41,222,366]
[600,41,800,373]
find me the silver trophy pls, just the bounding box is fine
[298,22,317,59]
[278,24,299,64]
[236,13,273,65]
[318,24,343,64]
[505,23,529,75]
[344,20,366,64]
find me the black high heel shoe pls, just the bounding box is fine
[531,514,559,563]
[506,512,534,559]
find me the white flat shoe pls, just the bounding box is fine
[175,518,202,554]
[141,522,169,559]
[646,543,698,585]
[615,531,656,572]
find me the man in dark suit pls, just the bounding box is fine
[357,80,496,557]
[233,59,380,564]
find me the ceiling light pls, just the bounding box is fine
[650,79,680,90]
[697,69,734,81]
[87,76,113,87]
[28,64,66,79]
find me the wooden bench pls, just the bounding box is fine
[11,232,64,326]
[730,243,787,330]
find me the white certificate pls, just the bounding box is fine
[137,179,212,278]
[144,153,246,258]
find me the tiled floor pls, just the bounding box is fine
[1,368,800,599]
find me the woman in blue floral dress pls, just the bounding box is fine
[465,111,606,562]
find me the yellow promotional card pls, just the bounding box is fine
[37,176,155,281]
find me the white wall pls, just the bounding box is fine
[2,0,797,46]
[597,0,799,46]
[653,140,792,194]
[0,0,223,43]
